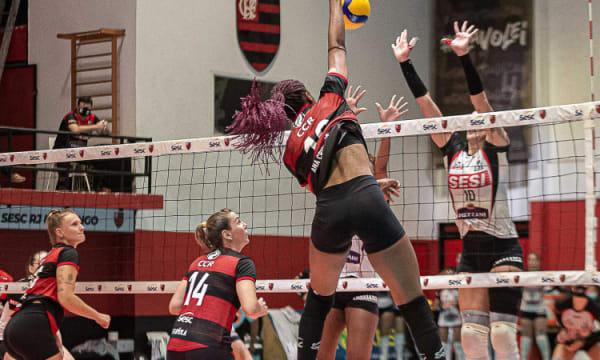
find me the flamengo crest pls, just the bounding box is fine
[236,0,280,72]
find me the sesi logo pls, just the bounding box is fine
[448,171,490,189]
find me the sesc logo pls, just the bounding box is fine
[377,125,392,135]
[209,139,221,148]
[255,281,266,291]
[114,284,126,292]
[147,284,159,292]
[290,281,304,291]
[100,149,113,156]
[519,111,535,121]
[423,120,438,131]
[133,145,146,154]
[592,273,600,284]
[177,312,194,324]
[575,109,584,117]
[171,142,185,151]
[470,115,485,126]
[0,155,7,163]
[541,273,557,283]
[29,152,42,161]
[495,275,510,285]
[85,285,96,292]
[66,150,77,159]
[366,280,379,289]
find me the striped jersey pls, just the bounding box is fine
[442,133,518,239]
[20,243,79,331]
[167,248,256,352]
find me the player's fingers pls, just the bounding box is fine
[454,21,460,34]
[467,24,475,34]
[462,20,468,32]
[395,96,406,108]
[356,89,366,101]
[398,109,409,118]
[375,102,383,113]
[389,94,397,107]
[409,37,419,50]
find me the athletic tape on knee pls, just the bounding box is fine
[461,322,490,360]
[460,310,490,327]
[490,321,518,360]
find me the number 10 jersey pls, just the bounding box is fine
[442,133,518,239]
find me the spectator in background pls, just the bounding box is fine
[53,96,107,190]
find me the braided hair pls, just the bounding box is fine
[227,80,309,164]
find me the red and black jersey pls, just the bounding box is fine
[167,248,256,352]
[554,296,600,342]
[283,73,366,195]
[0,270,13,305]
[53,111,98,149]
[19,243,79,329]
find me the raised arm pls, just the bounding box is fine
[444,20,508,146]
[374,95,408,179]
[328,0,347,78]
[392,29,449,148]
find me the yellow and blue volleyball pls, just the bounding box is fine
[341,0,370,30]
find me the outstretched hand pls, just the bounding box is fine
[392,29,419,63]
[442,20,478,56]
[375,95,408,123]
[377,178,400,202]
[346,85,367,115]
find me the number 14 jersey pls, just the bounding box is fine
[442,133,517,239]
[167,248,256,352]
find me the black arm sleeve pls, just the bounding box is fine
[235,257,257,281]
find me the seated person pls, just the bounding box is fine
[53,96,107,190]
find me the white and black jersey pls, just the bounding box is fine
[442,133,518,239]
[520,287,547,315]
[340,235,376,278]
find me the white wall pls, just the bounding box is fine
[28,0,136,150]
[135,0,433,140]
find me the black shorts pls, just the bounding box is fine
[582,331,600,352]
[332,291,379,315]
[167,348,234,360]
[520,311,545,320]
[312,175,406,254]
[3,303,60,360]
[458,232,524,273]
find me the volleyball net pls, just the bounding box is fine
[1,101,599,296]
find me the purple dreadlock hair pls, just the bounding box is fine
[226,79,308,165]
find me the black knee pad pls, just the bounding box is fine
[489,287,522,316]
[297,289,335,360]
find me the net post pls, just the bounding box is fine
[585,108,597,271]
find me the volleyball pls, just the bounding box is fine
[341,0,370,30]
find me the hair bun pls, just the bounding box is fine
[201,221,207,229]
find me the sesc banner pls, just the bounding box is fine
[0,205,135,233]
